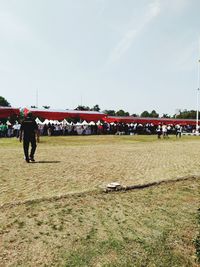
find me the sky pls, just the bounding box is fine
[0,0,200,116]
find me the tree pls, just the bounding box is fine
[116,109,130,116]
[0,96,10,107]
[149,110,159,118]
[162,113,171,118]
[43,106,50,109]
[131,113,139,117]
[175,109,197,119]
[75,105,90,111]
[103,110,116,116]
[140,111,150,117]
[140,110,159,118]
[90,104,100,112]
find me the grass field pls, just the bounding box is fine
[0,135,200,266]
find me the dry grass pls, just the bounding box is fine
[0,135,199,266]
[0,135,200,205]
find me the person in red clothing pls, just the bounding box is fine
[19,112,39,163]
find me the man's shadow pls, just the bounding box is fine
[32,161,61,164]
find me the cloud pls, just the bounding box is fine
[107,0,161,64]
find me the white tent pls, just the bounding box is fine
[81,120,88,125]
[42,119,50,124]
[35,117,43,124]
[49,120,59,124]
[96,120,102,125]
[89,121,95,125]
[62,119,70,125]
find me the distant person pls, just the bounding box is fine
[156,125,162,139]
[19,112,39,163]
[162,124,168,138]
[175,125,182,138]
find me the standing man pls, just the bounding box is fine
[175,124,182,138]
[19,112,39,163]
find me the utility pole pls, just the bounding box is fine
[196,39,200,133]
[36,89,38,108]
[196,87,199,133]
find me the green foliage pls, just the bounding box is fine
[140,110,159,118]
[0,96,11,107]
[150,110,159,118]
[103,109,116,116]
[162,113,171,118]
[131,113,139,117]
[90,104,100,112]
[140,110,150,117]
[116,109,130,116]
[75,105,90,111]
[175,109,198,119]
[43,106,50,109]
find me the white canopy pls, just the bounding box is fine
[49,120,59,124]
[42,119,50,124]
[81,120,88,125]
[62,119,70,125]
[35,117,43,124]
[96,120,102,125]
[89,121,95,125]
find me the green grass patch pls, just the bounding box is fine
[0,179,199,266]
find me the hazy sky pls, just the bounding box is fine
[0,0,200,116]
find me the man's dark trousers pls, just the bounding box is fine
[23,137,37,160]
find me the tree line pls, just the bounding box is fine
[0,95,199,119]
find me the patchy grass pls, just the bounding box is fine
[1,134,200,147]
[0,135,199,266]
[1,135,200,205]
[0,180,199,266]
[194,208,200,263]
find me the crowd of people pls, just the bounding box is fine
[0,121,21,138]
[0,119,197,138]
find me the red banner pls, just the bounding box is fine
[0,107,20,118]
[24,108,106,122]
[103,116,197,126]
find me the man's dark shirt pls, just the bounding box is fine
[20,117,38,139]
